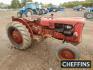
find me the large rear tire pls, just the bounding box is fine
[7,22,32,50]
[26,9,33,17]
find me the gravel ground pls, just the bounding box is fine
[0,9,93,70]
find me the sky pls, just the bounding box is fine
[0,0,85,5]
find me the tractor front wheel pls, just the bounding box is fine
[7,22,32,50]
[44,38,80,60]
[57,43,80,60]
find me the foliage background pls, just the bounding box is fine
[0,0,93,9]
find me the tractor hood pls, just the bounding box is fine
[40,17,85,26]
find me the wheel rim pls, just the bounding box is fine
[12,30,23,44]
[8,27,23,44]
[58,48,75,59]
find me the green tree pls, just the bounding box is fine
[86,0,93,2]
[48,3,53,7]
[11,0,20,9]
[44,3,53,8]
[60,1,93,8]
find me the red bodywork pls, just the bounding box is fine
[12,17,85,44]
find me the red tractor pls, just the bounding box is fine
[6,15,85,60]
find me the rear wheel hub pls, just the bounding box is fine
[11,30,23,44]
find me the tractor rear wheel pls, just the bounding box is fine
[84,12,93,19]
[26,9,33,17]
[57,43,80,60]
[7,22,32,50]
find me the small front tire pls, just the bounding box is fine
[57,43,80,60]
